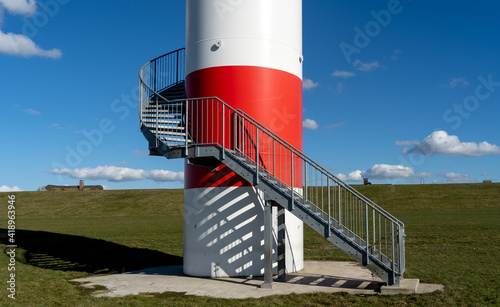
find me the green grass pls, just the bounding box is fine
[1,184,499,306]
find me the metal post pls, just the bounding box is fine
[365,202,369,265]
[398,225,405,277]
[338,185,342,228]
[304,162,308,202]
[176,50,179,83]
[153,60,157,92]
[277,206,286,281]
[256,127,259,185]
[327,178,331,237]
[273,140,275,178]
[261,201,274,289]
[139,73,143,123]
[391,221,395,285]
[290,152,294,210]
[372,210,376,250]
[233,113,237,152]
[222,105,225,160]
[155,96,159,147]
[185,100,189,156]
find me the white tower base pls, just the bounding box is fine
[184,187,303,277]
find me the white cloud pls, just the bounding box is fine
[336,170,363,182]
[435,172,478,184]
[0,1,62,59]
[0,31,62,58]
[332,70,355,78]
[395,140,419,146]
[337,82,343,93]
[303,118,318,130]
[353,60,380,72]
[337,164,416,182]
[444,77,469,88]
[326,122,344,130]
[0,0,36,16]
[144,169,185,182]
[23,108,40,115]
[0,185,22,192]
[48,166,184,183]
[401,131,500,157]
[303,78,319,90]
[363,164,415,179]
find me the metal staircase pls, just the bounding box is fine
[139,48,405,286]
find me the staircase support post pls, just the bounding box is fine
[365,202,370,266]
[185,100,189,156]
[256,127,259,185]
[261,201,274,289]
[277,206,286,281]
[222,104,225,160]
[290,152,294,210]
[327,178,331,237]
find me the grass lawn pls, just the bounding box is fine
[1,183,499,306]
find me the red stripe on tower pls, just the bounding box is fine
[183,0,304,277]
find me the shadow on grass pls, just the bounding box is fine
[0,229,182,274]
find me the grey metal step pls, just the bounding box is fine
[142,118,182,124]
[144,124,185,131]
[148,130,187,137]
[144,105,183,112]
[141,113,182,120]
[158,136,192,143]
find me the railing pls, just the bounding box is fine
[139,48,185,122]
[138,49,405,283]
[233,106,405,277]
[178,96,405,278]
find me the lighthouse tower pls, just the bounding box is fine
[183,0,304,277]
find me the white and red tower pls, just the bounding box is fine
[183,0,304,277]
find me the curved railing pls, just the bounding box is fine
[139,48,185,123]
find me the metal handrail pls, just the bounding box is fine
[139,50,405,282]
[234,109,403,227]
[139,48,185,122]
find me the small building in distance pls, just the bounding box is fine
[44,180,103,191]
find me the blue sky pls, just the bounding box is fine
[1,0,499,192]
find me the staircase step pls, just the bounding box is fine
[141,113,182,120]
[145,106,183,112]
[234,156,247,162]
[144,125,185,132]
[158,136,192,143]
[142,119,182,125]
[149,130,187,137]
[267,179,278,186]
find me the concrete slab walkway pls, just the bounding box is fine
[71,261,443,299]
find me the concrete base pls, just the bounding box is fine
[381,279,420,295]
[259,282,275,289]
[71,261,443,299]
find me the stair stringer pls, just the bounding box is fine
[190,145,401,285]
